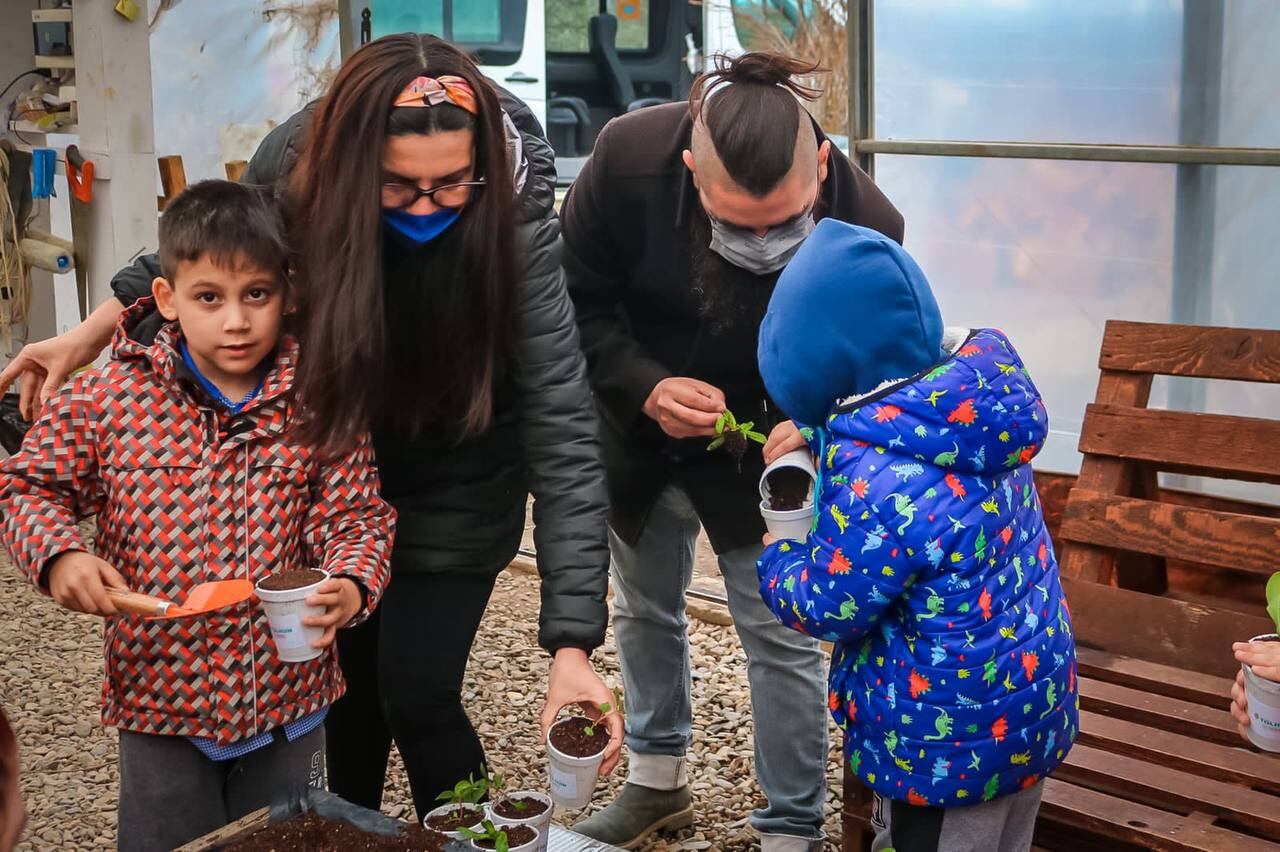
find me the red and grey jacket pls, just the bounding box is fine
[0,302,394,744]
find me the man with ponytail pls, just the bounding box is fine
[562,52,904,850]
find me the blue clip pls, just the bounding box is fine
[32,148,57,200]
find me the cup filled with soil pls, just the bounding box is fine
[488,792,553,852]
[468,824,540,852]
[423,803,486,840]
[1243,633,1280,752]
[546,717,611,810]
[759,448,817,541]
[254,569,329,663]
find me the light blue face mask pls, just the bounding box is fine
[383,207,461,246]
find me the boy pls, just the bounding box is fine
[755,220,1077,852]
[0,180,394,852]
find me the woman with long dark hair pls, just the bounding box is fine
[0,34,620,818]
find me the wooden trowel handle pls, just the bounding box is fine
[106,588,172,616]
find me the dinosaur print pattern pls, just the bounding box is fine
[757,328,1078,808]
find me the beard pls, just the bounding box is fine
[687,199,828,336]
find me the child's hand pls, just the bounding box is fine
[46,551,128,616]
[762,533,776,547]
[1235,641,1280,680]
[1231,669,1251,742]
[763,420,807,466]
[303,577,362,649]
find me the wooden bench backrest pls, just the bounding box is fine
[1057,320,1280,677]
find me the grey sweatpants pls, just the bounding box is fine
[871,782,1044,852]
[116,726,325,852]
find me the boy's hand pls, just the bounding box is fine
[762,533,776,547]
[763,420,807,466]
[1234,640,1280,680]
[303,577,362,649]
[1232,669,1251,742]
[46,551,128,616]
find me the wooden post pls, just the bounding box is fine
[157,155,187,210]
[70,1,158,314]
[224,160,248,182]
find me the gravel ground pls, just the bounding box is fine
[0,532,844,851]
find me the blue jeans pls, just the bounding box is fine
[609,485,828,840]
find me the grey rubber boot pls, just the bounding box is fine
[572,783,695,849]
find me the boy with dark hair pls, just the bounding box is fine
[0,180,394,851]
[756,219,1077,852]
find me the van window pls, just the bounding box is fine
[547,0,651,53]
[371,0,527,64]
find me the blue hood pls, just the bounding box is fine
[759,219,944,428]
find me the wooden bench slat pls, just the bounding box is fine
[1064,577,1273,679]
[1079,404,1280,485]
[1057,744,1280,838]
[1040,778,1280,852]
[1076,711,1280,795]
[1098,320,1280,383]
[1075,648,1233,709]
[1061,491,1280,577]
[1079,678,1239,747]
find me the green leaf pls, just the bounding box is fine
[744,430,767,444]
[497,833,509,852]
[1267,572,1280,634]
[715,411,729,434]
[707,436,725,452]
[599,702,612,714]
[739,421,755,431]
[458,828,485,841]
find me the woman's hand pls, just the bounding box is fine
[0,298,123,420]
[540,648,624,774]
[1232,669,1251,742]
[1232,641,1280,743]
[304,578,363,648]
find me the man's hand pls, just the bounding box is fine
[540,648,625,775]
[642,377,725,439]
[46,551,128,616]
[1232,641,1280,743]
[304,578,363,649]
[763,420,808,466]
[1232,669,1251,742]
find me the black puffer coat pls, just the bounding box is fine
[109,92,609,653]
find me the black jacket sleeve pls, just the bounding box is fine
[559,122,672,431]
[511,216,611,653]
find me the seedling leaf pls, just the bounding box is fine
[1267,571,1280,635]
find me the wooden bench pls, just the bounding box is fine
[842,320,1280,851]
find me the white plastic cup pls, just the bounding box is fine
[254,571,328,663]
[546,719,606,810]
[761,500,813,542]
[470,824,541,852]
[1243,633,1280,752]
[488,792,553,852]
[423,803,485,839]
[758,447,817,506]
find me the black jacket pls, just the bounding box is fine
[560,103,904,555]
[109,92,610,653]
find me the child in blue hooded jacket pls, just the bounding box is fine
[756,220,1077,852]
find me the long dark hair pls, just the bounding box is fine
[288,34,518,452]
[689,52,823,195]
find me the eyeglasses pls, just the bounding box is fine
[381,177,486,210]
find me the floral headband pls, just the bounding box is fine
[393,75,479,115]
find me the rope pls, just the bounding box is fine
[0,146,32,353]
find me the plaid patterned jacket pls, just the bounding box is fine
[0,304,394,743]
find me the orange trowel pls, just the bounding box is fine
[106,579,255,619]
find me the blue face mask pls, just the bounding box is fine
[383,207,461,246]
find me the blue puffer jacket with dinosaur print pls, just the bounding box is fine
[757,327,1078,808]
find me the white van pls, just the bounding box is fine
[338,1,787,183]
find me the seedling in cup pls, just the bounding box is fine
[460,819,540,852]
[707,408,766,471]
[1241,572,1280,753]
[424,772,487,836]
[483,765,553,852]
[545,695,623,810]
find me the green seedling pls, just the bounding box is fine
[1267,572,1280,635]
[707,409,767,470]
[436,771,487,819]
[459,819,511,852]
[484,764,529,813]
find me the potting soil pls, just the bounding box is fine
[223,812,457,851]
[766,467,812,511]
[258,569,326,592]
[491,795,549,819]
[475,824,537,849]
[424,805,484,832]
[549,717,610,758]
